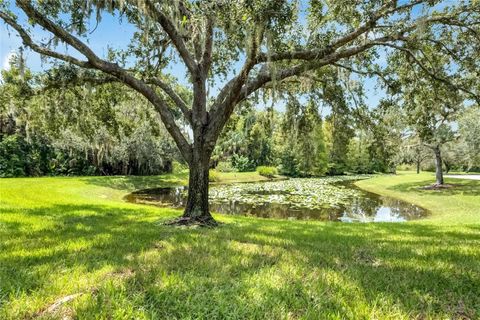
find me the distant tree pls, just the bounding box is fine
[0,59,177,176]
[324,107,354,175]
[346,132,371,174]
[347,99,405,174]
[312,119,329,176]
[388,52,464,185]
[407,140,431,174]
[213,105,276,171]
[406,83,460,185]
[279,97,327,177]
[375,19,480,185]
[458,105,480,170]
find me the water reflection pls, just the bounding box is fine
[124,181,428,222]
[338,196,423,222]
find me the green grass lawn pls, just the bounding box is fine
[0,172,479,319]
[444,171,480,175]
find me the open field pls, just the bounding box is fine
[1,172,479,319]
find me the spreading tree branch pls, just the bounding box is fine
[0,11,91,68]
[254,0,427,64]
[380,43,480,103]
[200,16,214,77]
[147,77,192,123]
[143,0,198,74]
[206,25,265,144]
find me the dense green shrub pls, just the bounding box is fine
[278,147,298,177]
[0,135,55,177]
[0,135,27,177]
[256,166,278,178]
[232,154,254,172]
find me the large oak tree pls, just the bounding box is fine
[1,0,479,225]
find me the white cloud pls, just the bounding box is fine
[2,51,17,71]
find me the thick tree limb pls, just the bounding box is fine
[254,1,470,65]
[16,1,99,62]
[206,26,264,144]
[147,77,192,123]
[143,0,198,74]
[232,32,411,108]
[255,1,427,64]
[231,8,477,110]
[200,16,214,77]
[0,11,91,68]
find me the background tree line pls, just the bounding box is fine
[0,54,178,177]
[1,53,479,178]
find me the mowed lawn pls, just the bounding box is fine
[0,172,479,319]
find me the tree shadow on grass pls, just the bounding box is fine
[0,204,179,301]
[1,205,479,318]
[121,219,480,318]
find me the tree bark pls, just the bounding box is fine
[416,159,420,174]
[182,153,214,224]
[434,145,444,185]
[172,129,217,226]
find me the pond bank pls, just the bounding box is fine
[355,171,480,224]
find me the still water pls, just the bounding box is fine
[125,179,428,222]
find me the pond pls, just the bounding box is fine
[124,176,429,222]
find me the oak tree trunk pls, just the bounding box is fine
[434,145,444,185]
[416,159,420,174]
[183,157,214,223]
[176,130,217,226]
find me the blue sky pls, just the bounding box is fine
[1,11,136,72]
[0,5,387,111]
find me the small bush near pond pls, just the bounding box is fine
[232,154,255,172]
[256,166,278,178]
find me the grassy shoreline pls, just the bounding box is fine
[355,171,480,225]
[1,172,479,319]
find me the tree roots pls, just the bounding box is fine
[163,215,219,227]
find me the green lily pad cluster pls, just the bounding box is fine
[209,176,372,210]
